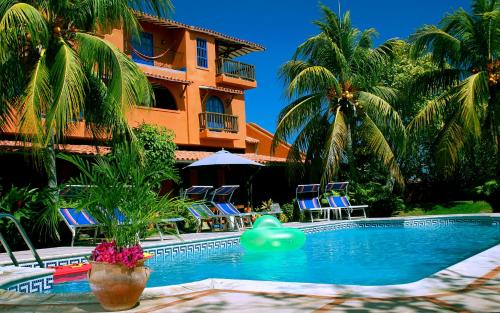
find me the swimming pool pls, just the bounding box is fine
[50,221,500,293]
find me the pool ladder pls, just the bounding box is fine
[0,213,44,268]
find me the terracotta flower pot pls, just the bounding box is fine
[88,261,151,311]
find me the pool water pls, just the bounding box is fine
[51,224,500,293]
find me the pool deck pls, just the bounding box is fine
[0,214,499,312]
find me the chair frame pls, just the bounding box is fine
[296,184,329,222]
[324,182,367,219]
[58,208,99,247]
[211,185,254,230]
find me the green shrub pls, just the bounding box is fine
[348,182,405,217]
[473,180,499,212]
[0,186,55,249]
[133,123,178,186]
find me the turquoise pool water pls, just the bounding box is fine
[50,223,500,293]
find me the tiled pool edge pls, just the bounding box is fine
[1,214,499,295]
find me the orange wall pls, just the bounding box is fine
[246,123,291,158]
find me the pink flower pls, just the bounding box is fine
[91,241,144,268]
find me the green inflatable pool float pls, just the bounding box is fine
[241,215,306,252]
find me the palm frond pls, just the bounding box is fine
[45,39,86,143]
[361,113,404,187]
[410,25,461,65]
[358,90,406,151]
[407,90,451,135]
[272,93,324,151]
[433,112,466,174]
[0,2,48,56]
[75,32,153,126]
[286,65,340,98]
[455,71,489,139]
[322,107,347,183]
[17,49,51,144]
[408,68,462,97]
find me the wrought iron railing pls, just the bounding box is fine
[216,58,256,81]
[199,112,239,133]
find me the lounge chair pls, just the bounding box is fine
[59,208,99,246]
[324,182,350,219]
[296,184,329,222]
[183,186,228,232]
[325,182,349,194]
[187,203,227,232]
[326,196,367,220]
[211,185,254,230]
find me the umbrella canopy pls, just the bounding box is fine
[184,149,264,168]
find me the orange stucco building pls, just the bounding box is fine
[0,12,294,201]
[1,12,290,165]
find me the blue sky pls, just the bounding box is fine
[170,0,470,133]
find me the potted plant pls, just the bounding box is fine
[60,144,181,311]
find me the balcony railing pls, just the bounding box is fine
[216,58,255,81]
[199,112,239,133]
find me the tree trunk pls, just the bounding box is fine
[346,120,356,181]
[45,138,59,204]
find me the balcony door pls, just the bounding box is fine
[131,32,154,66]
[205,96,225,130]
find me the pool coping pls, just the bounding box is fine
[0,213,499,302]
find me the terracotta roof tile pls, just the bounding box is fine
[0,141,286,163]
[199,85,244,95]
[175,150,286,164]
[245,136,260,144]
[0,140,110,155]
[134,11,265,58]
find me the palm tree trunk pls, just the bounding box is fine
[45,137,59,205]
[346,120,356,181]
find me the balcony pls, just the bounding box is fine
[216,58,257,89]
[199,112,240,140]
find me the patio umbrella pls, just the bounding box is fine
[184,149,263,168]
[184,149,263,207]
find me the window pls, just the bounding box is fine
[131,32,154,66]
[205,96,224,130]
[153,87,177,110]
[205,96,224,114]
[196,38,208,68]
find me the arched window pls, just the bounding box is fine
[153,87,177,110]
[205,96,225,130]
[205,96,224,114]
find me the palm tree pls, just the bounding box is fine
[272,5,406,186]
[409,0,500,174]
[0,0,172,192]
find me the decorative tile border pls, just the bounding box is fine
[18,256,88,269]
[143,237,241,260]
[5,275,53,293]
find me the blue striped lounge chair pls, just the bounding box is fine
[325,182,349,194]
[326,196,367,220]
[324,182,349,219]
[59,208,99,246]
[187,203,227,232]
[211,185,254,230]
[296,184,329,222]
[182,186,227,232]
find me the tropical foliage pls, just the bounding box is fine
[409,0,500,175]
[272,5,406,187]
[59,144,186,248]
[0,0,172,188]
[133,123,177,186]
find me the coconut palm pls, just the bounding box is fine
[0,0,172,191]
[409,0,500,174]
[272,5,406,186]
